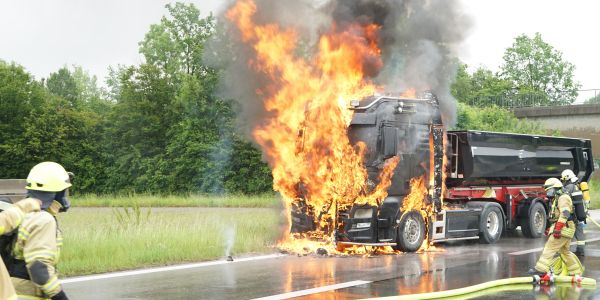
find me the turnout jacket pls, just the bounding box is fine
[1,199,41,300]
[11,206,64,299]
[551,193,573,224]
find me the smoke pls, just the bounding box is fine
[224,225,236,257]
[324,0,471,126]
[206,0,471,128]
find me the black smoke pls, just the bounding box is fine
[205,0,471,129]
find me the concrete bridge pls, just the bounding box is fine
[513,104,600,178]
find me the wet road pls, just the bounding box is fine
[63,217,600,299]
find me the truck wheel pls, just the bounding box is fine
[393,210,425,252]
[479,206,503,244]
[521,202,546,238]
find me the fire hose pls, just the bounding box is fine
[364,274,596,300]
[587,213,600,229]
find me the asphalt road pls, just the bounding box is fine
[62,214,600,299]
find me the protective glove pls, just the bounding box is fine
[51,290,69,300]
[553,221,565,239]
[544,227,550,236]
[14,198,42,214]
[579,221,587,229]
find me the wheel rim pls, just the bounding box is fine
[486,211,499,236]
[404,217,421,244]
[533,209,544,233]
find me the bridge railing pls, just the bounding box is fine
[465,89,600,108]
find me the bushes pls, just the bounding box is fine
[455,102,549,134]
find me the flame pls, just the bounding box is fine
[401,87,417,98]
[227,0,403,254]
[227,0,442,255]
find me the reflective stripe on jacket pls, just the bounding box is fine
[1,206,26,300]
[11,211,63,299]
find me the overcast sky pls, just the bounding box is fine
[1,0,599,101]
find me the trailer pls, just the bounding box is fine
[291,94,595,252]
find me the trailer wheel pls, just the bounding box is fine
[479,206,503,244]
[394,210,425,252]
[521,202,546,238]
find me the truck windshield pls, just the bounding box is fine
[348,124,378,166]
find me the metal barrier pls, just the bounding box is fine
[465,89,600,108]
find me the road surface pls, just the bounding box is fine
[62,213,600,299]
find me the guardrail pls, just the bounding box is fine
[465,89,600,108]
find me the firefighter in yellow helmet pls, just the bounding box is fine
[0,198,42,300]
[560,169,587,257]
[529,178,583,276]
[8,162,71,300]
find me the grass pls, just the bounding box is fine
[71,193,280,208]
[588,179,600,210]
[56,207,283,277]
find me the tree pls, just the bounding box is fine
[72,65,112,114]
[0,61,47,177]
[139,3,215,78]
[451,63,513,107]
[500,33,580,105]
[46,67,80,107]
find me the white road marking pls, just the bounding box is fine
[252,280,372,300]
[61,254,284,284]
[509,237,600,256]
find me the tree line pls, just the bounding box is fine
[0,3,579,194]
[0,3,271,194]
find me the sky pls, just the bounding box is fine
[1,0,599,101]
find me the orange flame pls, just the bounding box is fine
[227,0,424,254]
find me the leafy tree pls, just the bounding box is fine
[139,3,215,77]
[103,65,178,192]
[450,63,472,103]
[0,2,274,195]
[452,63,513,106]
[0,61,47,177]
[500,33,580,105]
[46,67,80,107]
[71,65,112,114]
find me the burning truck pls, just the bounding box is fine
[222,0,594,254]
[290,93,595,252]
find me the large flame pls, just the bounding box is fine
[227,0,427,254]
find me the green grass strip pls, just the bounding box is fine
[57,207,282,276]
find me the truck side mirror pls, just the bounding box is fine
[383,127,397,158]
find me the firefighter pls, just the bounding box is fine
[9,162,71,300]
[1,199,41,300]
[529,178,582,276]
[560,169,587,256]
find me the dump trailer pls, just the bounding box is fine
[291,94,595,252]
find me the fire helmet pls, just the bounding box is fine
[560,169,577,183]
[26,162,72,192]
[543,178,563,191]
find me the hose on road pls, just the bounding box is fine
[365,275,596,300]
[587,213,600,229]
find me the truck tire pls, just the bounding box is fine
[394,210,425,252]
[479,205,503,244]
[521,202,546,238]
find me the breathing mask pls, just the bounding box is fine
[27,189,70,212]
